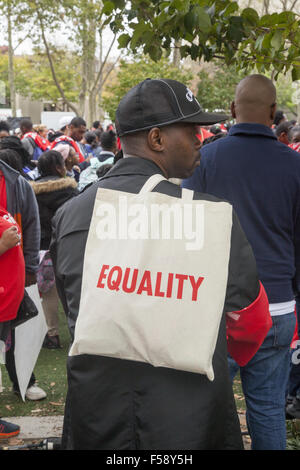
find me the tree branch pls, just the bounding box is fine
[90,32,118,95]
[100,52,122,88]
[37,11,79,115]
[13,32,31,52]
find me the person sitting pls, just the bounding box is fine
[31,150,78,349]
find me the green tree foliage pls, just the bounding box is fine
[196,63,298,116]
[102,55,193,120]
[0,48,81,105]
[104,0,300,80]
[197,65,246,112]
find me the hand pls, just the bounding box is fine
[0,226,20,254]
[73,165,81,173]
[25,272,37,287]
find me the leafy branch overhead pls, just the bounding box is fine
[104,0,300,80]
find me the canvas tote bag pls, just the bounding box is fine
[69,174,233,380]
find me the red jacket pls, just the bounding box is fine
[50,135,85,162]
[196,128,214,143]
[22,132,50,151]
[0,205,25,322]
[289,142,300,153]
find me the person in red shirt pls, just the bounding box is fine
[20,119,49,161]
[50,117,87,163]
[275,121,293,145]
[288,126,300,153]
[196,126,214,143]
[0,206,25,439]
[0,208,25,322]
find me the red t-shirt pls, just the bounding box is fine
[289,142,300,153]
[196,128,214,143]
[0,170,7,209]
[50,135,85,162]
[0,207,25,321]
[22,132,50,151]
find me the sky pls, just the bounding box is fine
[0,16,120,60]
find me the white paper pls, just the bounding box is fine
[14,284,48,401]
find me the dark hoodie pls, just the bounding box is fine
[30,176,78,250]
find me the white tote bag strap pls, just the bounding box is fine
[139,174,166,194]
[140,174,194,201]
[181,187,194,202]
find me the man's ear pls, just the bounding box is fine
[147,127,163,152]
[230,101,236,119]
[270,102,277,121]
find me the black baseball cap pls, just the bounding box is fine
[115,78,228,137]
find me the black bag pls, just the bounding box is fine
[11,290,38,329]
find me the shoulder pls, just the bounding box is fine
[53,181,98,238]
[201,135,230,154]
[30,177,77,195]
[156,179,231,205]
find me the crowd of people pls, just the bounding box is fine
[0,74,299,450]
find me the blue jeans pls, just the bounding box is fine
[229,312,296,450]
[287,297,300,398]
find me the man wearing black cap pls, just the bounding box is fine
[50,78,271,450]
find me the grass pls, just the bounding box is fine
[0,304,69,418]
[1,304,299,450]
[233,372,300,450]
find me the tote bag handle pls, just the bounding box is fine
[139,174,194,202]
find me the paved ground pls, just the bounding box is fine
[0,414,250,450]
[0,415,63,450]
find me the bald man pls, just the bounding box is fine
[183,74,300,450]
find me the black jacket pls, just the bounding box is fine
[31,176,78,250]
[50,157,262,450]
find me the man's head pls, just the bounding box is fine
[92,120,101,130]
[0,135,31,166]
[116,78,227,179]
[68,117,87,142]
[275,121,293,145]
[0,148,25,174]
[0,120,10,139]
[290,126,300,143]
[58,116,73,133]
[100,130,117,154]
[20,118,33,135]
[274,110,286,127]
[231,75,277,127]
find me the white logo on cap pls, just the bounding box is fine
[186,88,194,102]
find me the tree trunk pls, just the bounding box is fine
[173,39,182,67]
[7,0,16,116]
[88,88,97,126]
